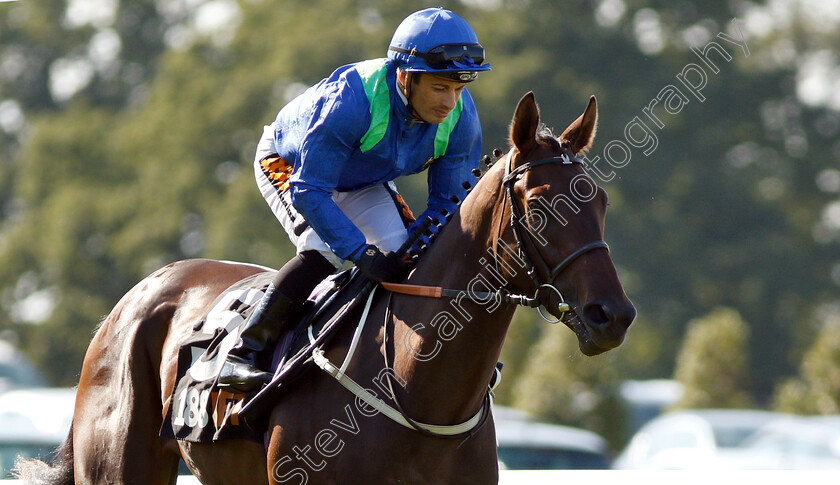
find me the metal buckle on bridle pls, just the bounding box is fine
[534,284,571,324]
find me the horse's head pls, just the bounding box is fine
[496,92,635,355]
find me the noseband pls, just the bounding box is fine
[499,149,609,322]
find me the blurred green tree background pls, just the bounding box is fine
[1,0,839,446]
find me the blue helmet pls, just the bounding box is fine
[388,8,490,82]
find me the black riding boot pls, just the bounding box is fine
[218,250,336,392]
[217,285,295,391]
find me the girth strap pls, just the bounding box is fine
[311,285,491,438]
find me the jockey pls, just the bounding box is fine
[219,8,490,392]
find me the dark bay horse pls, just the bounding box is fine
[17,92,634,484]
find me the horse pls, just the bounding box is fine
[16,91,635,485]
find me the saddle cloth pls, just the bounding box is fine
[160,267,371,443]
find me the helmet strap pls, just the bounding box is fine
[397,69,426,124]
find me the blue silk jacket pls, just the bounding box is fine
[268,58,482,260]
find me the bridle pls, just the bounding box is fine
[497,147,609,323]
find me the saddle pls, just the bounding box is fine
[161,266,376,444]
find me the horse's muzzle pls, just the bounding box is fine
[573,298,636,356]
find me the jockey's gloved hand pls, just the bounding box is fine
[353,245,409,283]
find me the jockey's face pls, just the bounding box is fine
[403,72,467,124]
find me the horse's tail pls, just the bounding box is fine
[13,422,75,485]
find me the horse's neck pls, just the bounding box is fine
[387,165,520,423]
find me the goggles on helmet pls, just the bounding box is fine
[389,43,486,71]
[421,44,486,69]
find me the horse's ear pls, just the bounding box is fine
[509,91,540,155]
[560,95,598,155]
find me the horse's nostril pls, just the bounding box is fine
[583,302,611,327]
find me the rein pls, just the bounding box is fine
[384,149,608,322]
[380,281,550,309]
